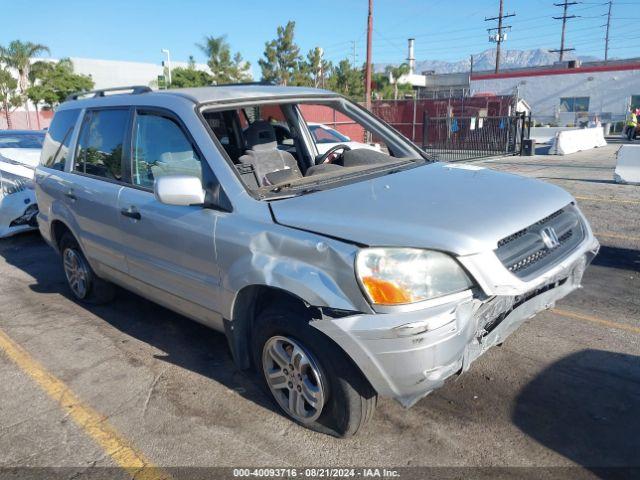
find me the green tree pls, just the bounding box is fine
[259,21,301,85]
[304,47,332,88]
[170,64,213,88]
[0,40,50,126]
[26,60,54,122]
[0,68,21,129]
[25,58,94,109]
[327,59,364,100]
[385,63,411,100]
[197,36,250,84]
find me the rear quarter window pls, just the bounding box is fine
[41,109,81,171]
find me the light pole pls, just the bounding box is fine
[161,49,172,88]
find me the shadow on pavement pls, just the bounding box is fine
[0,231,278,416]
[591,245,640,273]
[513,349,640,473]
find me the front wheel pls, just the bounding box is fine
[252,304,377,437]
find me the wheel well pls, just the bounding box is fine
[50,220,73,251]
[225,285,312,370]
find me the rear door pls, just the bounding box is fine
[117,107,224,316]
[36,108,82,237]
[69,108,131,273]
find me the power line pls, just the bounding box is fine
[550,1,579,60]
[485,0,516,73]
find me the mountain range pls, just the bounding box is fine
[375,48,600,74]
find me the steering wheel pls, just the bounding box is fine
[315,144,352,165]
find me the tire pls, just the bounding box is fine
[252,303,377,437]
[59,232,115,305]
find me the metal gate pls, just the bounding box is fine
[422,112,529,162]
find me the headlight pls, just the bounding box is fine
[355,248,473,306]
[0,174,28,196]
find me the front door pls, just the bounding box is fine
[117,108,224,320]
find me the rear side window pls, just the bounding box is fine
[74,109,129,180]
[41,109,80,171]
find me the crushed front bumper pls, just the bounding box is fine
[311,236,599,408]
[0,189,38,238]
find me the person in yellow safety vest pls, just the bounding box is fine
[626,108,638,141]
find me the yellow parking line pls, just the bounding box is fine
[575,195,640,206]
[0,327,171,480]
[552,308,640,334]
[593,231,640,242]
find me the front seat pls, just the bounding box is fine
[239,121,303,186]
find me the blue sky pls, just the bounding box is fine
[2,0,638,75]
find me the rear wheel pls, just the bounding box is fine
[252,304,377,437]
[60,232,115,304]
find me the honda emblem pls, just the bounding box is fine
[540,227,560,249]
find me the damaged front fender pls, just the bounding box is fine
[216,217,373,319]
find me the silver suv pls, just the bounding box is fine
[35,84,599,437]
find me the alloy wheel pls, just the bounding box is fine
[262,335,326,423]
[63,248,89,299]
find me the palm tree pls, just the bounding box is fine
[385,63,410,100]
[0,40,50,127]
[197,36,234,84]
[197,35,250,84]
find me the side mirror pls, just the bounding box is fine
[154,175,205,206]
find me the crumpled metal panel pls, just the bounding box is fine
[216,213,373,319]
[313,251,596,408]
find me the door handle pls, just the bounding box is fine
[64,190,76,201]
[120,207,141,220]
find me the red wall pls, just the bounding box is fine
[1,110,53,130]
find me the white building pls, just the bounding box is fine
[399,58,640,126]
[53,57,211,90]
[470,59,640,125]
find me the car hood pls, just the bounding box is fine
[0,148,41,168]
[269,162,575,256]
[0,148,40,180]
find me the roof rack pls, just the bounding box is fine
[211,81,277,87]
[65,85,152,102]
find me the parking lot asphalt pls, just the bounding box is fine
[0,143,638,478]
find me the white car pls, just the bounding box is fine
[307,122,381,154]
[0,130,44,238]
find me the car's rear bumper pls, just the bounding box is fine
[311,235,599,407]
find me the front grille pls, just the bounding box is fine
[495,204,585,279]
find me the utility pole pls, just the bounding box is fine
[161,49,172,87]
[550,1,578,61]
[485,0,515,74]
[470,55,474,76]
[365,0,373,111]
[319,47,325,88]
[604,0,613,62]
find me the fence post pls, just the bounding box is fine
[518,113,526,155]
[422,112,429,149]
[411,96,417,142]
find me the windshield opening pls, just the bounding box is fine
[201,97,426,198]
